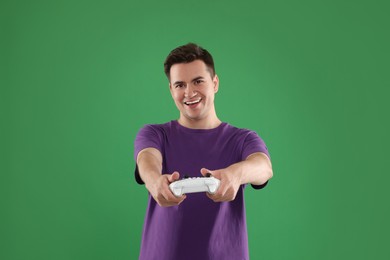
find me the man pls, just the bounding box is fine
[134,43,273,259]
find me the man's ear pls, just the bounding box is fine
[213,75,219,93]
[169,83,175,99]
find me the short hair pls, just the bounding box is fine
[164,43,215,80]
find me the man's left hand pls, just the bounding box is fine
[200,167,241,202]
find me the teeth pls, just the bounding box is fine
[185,99,201,105]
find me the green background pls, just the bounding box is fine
[2,0,389,259]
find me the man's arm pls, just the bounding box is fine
[137,148,186,207]
[200,152,273,202]
[233,152,273,186]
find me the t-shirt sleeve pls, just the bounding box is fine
[242,131,270,161]
[242,131,271,190]
[133,124,164,184]
[134,125,164,161]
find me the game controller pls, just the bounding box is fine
[169,176,220,197]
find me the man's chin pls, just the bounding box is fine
[180,113,203,122]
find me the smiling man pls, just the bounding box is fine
[134,43,273,260]
[170,59,220,129]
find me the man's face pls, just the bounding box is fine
[169,60,219,124]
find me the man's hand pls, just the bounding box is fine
[200,152,273,202]
[200,168,241,202]
[146,171,187,207]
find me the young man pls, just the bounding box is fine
[134,43,273,259]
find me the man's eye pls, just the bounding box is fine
[175,84,184,88]
[195,80,203,85]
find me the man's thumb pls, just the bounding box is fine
[168,171,180,182]
[200,168,213,177]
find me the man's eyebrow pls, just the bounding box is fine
[191,76,205,82]
[172,76,204,86]
[172,80,184,86]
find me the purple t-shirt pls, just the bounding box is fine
[134,120,270,260]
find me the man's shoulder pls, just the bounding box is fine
[135,121,181,143]
[139,120,175,132]
[222,122,256,136]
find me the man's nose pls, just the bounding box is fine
[184,84,197,98]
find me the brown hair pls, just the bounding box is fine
[164,43,215,80]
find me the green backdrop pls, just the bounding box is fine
[2,0,389,259]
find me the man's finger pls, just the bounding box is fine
[165,188,186,203]
[207,192,222,202]
[207,182,227,201]
[158,190,186,206]
[200,168,213,177]
[168,171,180,183]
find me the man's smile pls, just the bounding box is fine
[184,98,202,106]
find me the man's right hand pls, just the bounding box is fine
[146,171,186,207]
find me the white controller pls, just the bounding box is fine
[169,177,220,197]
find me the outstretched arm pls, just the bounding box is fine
[200,152,273,202]
[137,148,186,207]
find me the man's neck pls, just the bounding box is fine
[177,116,222,130]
